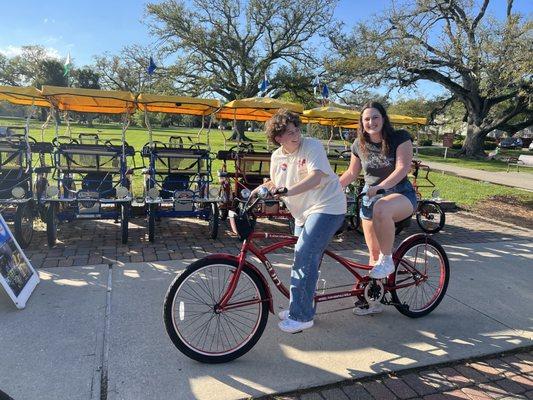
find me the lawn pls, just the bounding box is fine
[416,146,532,173]
[2,117,532,208]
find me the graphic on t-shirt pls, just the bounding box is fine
[366,151,393,169]
[298,158,306,167]
[280,162,287,171]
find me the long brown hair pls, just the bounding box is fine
[357,101,395,157]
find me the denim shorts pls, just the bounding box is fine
[360,180,418,221]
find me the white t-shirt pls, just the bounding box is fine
[270,137,347,226]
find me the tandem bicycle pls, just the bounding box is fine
[163,187,450,363]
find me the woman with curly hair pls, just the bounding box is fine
[252,108,346,333]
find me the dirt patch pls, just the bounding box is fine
[465,195,533,230]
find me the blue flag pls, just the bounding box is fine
[259,74,269,95]
[322,83,329,99]
[147,57,157,75]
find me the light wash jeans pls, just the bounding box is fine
[289,212,345,322]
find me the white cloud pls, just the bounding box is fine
[0,45,61,60]
[43,18,56,24]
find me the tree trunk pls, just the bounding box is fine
[457,124,487,158]
[229,120,253,142]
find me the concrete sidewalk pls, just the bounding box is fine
[0,240,531,400]
[420,160,533,192]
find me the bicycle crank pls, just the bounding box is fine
[364,279,385,303]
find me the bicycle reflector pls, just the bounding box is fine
[11,186,25,199]
[116,186,129,199]
[46,186,59,198]
[147,187,159,200]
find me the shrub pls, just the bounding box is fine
[484,141,497,150]
[452,140,463,149]
[419,139,433,146]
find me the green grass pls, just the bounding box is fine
[3,117,532,208]
[416,147,533,173]
[415,172,532,207]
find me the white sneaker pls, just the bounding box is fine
[369,256,395,279]
[278,309,289,320]
[278,318,314,333]
[353,300,384,316]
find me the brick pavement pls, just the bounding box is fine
[22,210,532,269]
[256,348,533,400]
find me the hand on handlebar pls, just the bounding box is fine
[365,186,385,199]
[270,187,288,198]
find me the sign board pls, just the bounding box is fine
[0,214,39,309]
[442,132,454,148]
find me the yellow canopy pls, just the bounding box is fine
[0,85,50,108]
[386,113,428,125]
[136,93,220,116]
[216,97,304,122]
[41,86,136,114]
[302,106,360,127]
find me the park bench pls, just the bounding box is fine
[507,154,533,172]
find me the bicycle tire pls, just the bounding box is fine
[390,235,449,318]
[208,202,219,239]
[416,200,445,234]
[121,203,129,244]
[14,202,34,248]
[46,203,58,247]
[148,204,155,242]
[163,257,269,363]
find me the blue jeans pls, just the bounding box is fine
[289,213,345,322]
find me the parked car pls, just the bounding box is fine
[498,137,523,149]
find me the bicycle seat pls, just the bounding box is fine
[395,215,412,230]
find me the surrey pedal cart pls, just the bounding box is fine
[136,93,221,242]
[0,85,53,248]
[41,86,136,246]
[216,142,294,230]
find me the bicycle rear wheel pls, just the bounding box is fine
[163,257,269,363]
[416,200,445,234]
[390,236,449,318]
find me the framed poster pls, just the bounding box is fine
[0,214,39,309]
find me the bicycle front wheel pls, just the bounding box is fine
[416,201,445,234]
[163,258,269,363]
[390,236,449,318]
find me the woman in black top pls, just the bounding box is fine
[339,101,418,315]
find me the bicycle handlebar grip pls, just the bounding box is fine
[273,187,288,195]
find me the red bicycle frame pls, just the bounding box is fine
[216,231,431,313]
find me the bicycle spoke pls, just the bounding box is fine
[171,263,263,356]
[394,243,445,312]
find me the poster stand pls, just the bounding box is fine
[0,214,39,309]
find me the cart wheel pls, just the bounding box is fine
[121,203,130,244]
[219,207,229,221]
[208,203,219,239]
[416,200,445,234]
[46,203,58,247]
[148,204,155,243]
[14,202,34,248]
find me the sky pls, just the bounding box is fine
[0,0,530,99]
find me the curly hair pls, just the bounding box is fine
[265,108,301,145]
